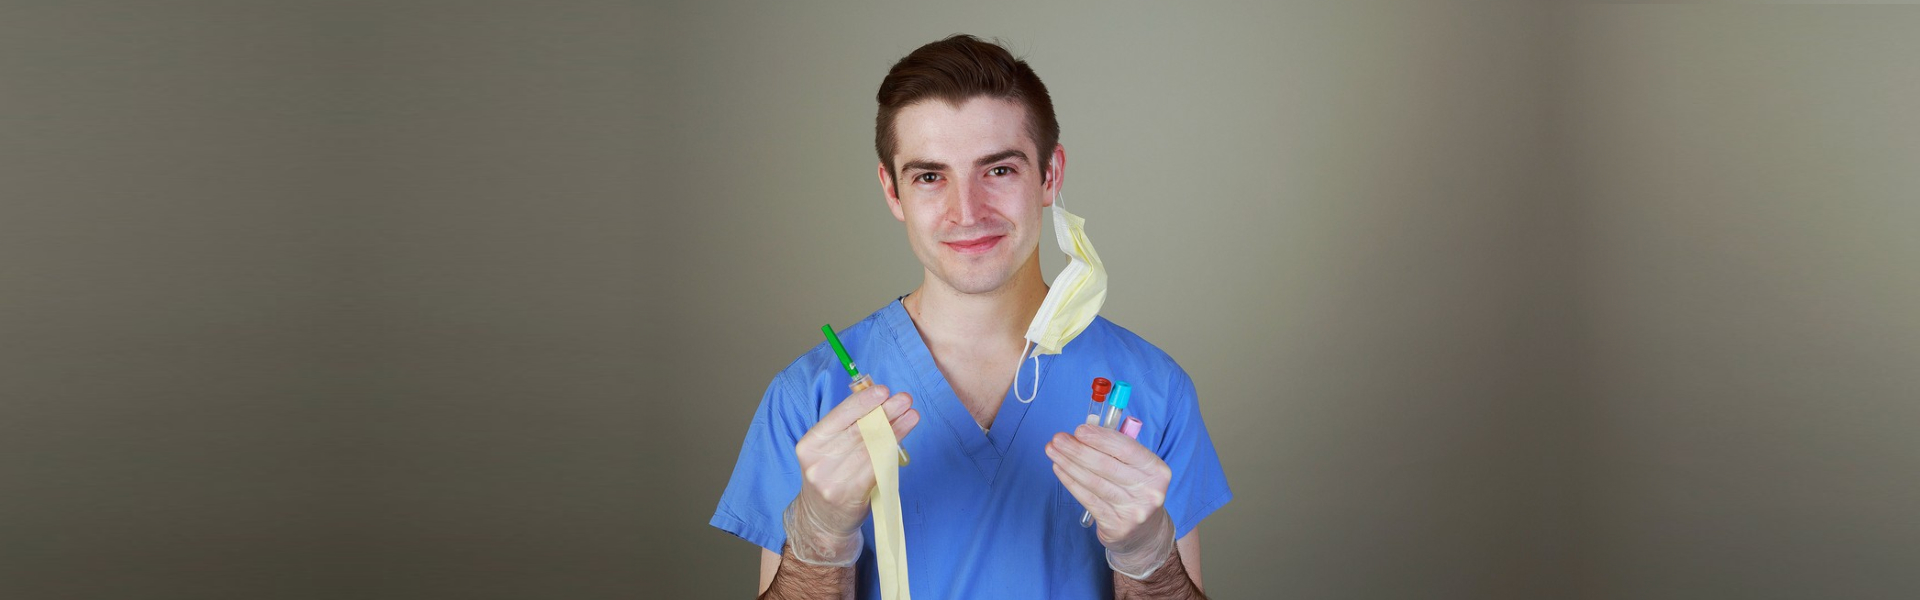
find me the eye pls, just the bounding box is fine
[916,172,941,184]
[989,166,1014,177]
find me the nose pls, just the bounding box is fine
[950,179,987,227]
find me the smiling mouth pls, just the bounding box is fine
[944,235,1004,255]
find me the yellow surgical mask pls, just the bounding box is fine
[1015,194,1107,403]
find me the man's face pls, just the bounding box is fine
[881,97,1060,296]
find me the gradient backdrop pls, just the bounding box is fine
[3,2,1915,599]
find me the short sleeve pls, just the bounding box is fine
[710,375,815,553]
[1154,367,1233,540]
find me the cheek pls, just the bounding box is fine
[904,213,942,244]
[993,194,1044,232]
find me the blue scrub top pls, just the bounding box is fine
[712,298,1232,599]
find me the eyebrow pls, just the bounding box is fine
[973,149,1029,168]
[898,159,948,175]
[898,149,1032,176]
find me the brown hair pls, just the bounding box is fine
[875,34,1060,184]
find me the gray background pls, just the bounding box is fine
[3,2,1915,599]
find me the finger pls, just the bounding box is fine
[889,408,919,441]
[804,441,873,484]
[1071,424,1159,467]
[820,399,912,455]
[816,384,891,432]
[1048,431,1134,479]
[884,393,913,424]
[1053,463,1114,519]
[880,392,912,420]
[1048,441,1134,506]
[818,405,913,459]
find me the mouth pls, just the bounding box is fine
[943,235,1004,255]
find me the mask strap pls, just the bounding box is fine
[1013,340,1042,404]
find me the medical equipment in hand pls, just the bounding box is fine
[821,323,913,599]
[1081,381,1134,527]
[1085,377,1113,426]
[1100,381,1130,429]
[822,324,908,466]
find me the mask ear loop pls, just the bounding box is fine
[1012,340,1041,404]
[1017,182,1060,405]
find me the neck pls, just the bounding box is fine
[903,251,1048,355]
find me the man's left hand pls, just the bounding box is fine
[1045,423,1178,578]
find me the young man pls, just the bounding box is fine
[712,35,1231,599]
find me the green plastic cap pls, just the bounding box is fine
[821,324,859,377]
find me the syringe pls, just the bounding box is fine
[822,324,909,466]
[1081,381,1131,527]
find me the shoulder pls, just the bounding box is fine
[1079,315,1181,369]
[1074,317,1216,466]
[771,339,838,391]
[764,302,897,417]
[1072,316,1197,410]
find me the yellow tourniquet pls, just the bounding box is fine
[855,408,911,600]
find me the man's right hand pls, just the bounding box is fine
[781,384,918,566]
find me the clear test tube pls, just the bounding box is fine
[1101,382,1131,429]
[1086,377,1112,426]
[1081,381,1131,527]
[848,373,909,466]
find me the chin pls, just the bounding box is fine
[938,264,1015,295]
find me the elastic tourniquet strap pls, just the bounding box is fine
[855,408,911,599]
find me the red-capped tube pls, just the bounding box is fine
[1086,377,1112,425]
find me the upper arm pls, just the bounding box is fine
[711,377,814,555]
[1155,368,1232,541]
[1177,528,1203,590]
[758,548,781,595]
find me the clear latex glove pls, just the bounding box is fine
[783,384,919,566]
[782,493,864,567]
[1045,423,1178,580]
[1103,508,1176,579]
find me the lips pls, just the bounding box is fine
[944,235,1003,255]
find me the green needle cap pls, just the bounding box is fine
[821,324,859,377]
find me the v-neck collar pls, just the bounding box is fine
[878,297,1049,486]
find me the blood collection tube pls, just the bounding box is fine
[1086,377,1112,426]
[1101,382,1131,429]
[1081,382,1132,528]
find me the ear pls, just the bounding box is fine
[878,162,907,222]
[1043,143,1066,208]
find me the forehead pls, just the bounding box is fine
[892,97,1035,166]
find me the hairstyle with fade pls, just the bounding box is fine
[875,34,1060,187]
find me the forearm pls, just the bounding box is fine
[759,543,855,600]
[1112,546,1207,600]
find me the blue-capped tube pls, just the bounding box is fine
[1101,382,1131,429]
